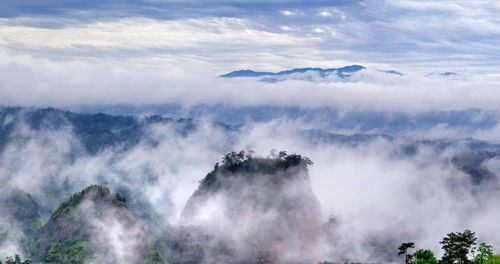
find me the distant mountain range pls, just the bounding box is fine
[61,104,498,137]
[220,65,368,78]
[220,65,457,82]
[426,72,458,77]
[220,65,374,82]
[0,106,498,182]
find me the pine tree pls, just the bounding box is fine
[399,242,415,264]
[440,230,477,264]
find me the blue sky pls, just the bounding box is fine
[1,0,499,74]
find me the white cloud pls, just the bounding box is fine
[279,10,300,16]
[279,25,292,31]
[387,0,466,12]
[2,113,500,261]
[318,11,332,17]
[313,27,324,33]
[1,1,499,74]
[0,17,309,51]
[473,124,500,142]
[0,17,322,71]
[3,54,500,113]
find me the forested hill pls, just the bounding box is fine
[1,107,500,263]
[1,106,500,185]
[0,106,231,154]
[1,153,322,264]
[172,151,322,264]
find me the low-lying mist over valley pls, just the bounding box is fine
[1,107,500,263]
[2,0,500,263]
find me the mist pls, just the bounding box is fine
[1,110,499,263]
[2,52,500,113]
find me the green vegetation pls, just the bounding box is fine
[441,230,477,264]
[475,243,494,264]
[35,185,135,264]
[0,107,200,154]
[51,185,124,219]
[0,184,155,264]
[0,255,31,264]
[399,242,416,264]
[1,191,45,258]
[40,239,88,264]
[145,248,168,264]
[399,230,498,264]
[413,249,438,264]
[200,150,313,188]
[485,255,500,264]
[0,146,497,264]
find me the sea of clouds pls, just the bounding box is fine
[0,112,499,263]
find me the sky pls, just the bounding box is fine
[1,0,500,111]
[1,0,500,74]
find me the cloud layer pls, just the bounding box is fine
[0,0,499,73]
[2,52,500,114]
[2,112,500,262]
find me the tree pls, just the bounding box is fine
[146,248,168,264]
[413,249,438,264]
[3,255,31,264]
[440,230,477,264]
[399,242,415,264]
[474,243,493,264]
[485,255,500,264]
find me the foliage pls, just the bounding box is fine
[22,217,45,258]
[0,107,204,155]
[399,242,415,264]
[0,255,31,264]
[474,243,494,264]
[440,230,477,264]
[1,190,44,258]
[397,231,497,264]
[485,255,500,264]
[146,248,169,264]
[51,185,125,219]
[37,185,132,264]
[113,193,127,204]
[40,239,88,264]
[200,150,313,188]
[413,249,438,264]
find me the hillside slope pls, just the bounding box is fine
[37,185,149,264]
[177,151,324,264]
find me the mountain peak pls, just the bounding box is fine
[37,185,147,264]
[177,151,322,264]
[220,64,366,79]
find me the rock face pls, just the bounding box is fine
[178,151,324,264]
[37,185,148,264]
